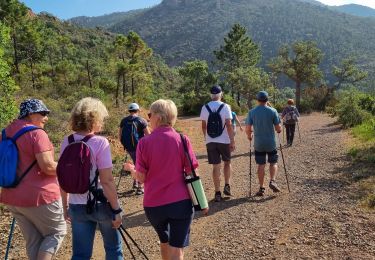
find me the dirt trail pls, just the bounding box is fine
[1,113,374,259]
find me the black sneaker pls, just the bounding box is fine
[269,181,281,193]
[135,187,144,195]
[255,187,265,196]
[214,191,222,202]
[132,180,138,190]
[223,184,231,196]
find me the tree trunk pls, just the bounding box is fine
[12,32,19,73]
[295,81,301,109]
[116,74,120,107]
[237,91,241,106]
[48,51,55,78]
[30,59,36,89]
[122,73,126,101]
[86,60,92,88]
[131,77,135,96]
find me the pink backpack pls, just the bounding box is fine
[57,134,96,194]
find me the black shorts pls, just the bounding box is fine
[144,199,194,248]
[254,150,278,165]
[206,143,231,164]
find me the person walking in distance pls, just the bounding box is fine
[119,103,150,195]
[281,99,300,146]
[231,110,243,136]
[200,85,235,202]
[245,91,282,196]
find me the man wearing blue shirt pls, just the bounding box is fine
[245,91,282,196]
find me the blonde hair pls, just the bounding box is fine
[150,99,178,127]
[70,97,109,132]
[287,99,294,105]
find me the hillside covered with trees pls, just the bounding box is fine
[68,0,375,87]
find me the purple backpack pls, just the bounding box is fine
[57,134,95,194]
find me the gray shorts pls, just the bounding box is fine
[206,142,231,164]
[7,199,67,259]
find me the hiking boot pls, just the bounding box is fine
[223,184,232,196]
[214,191,222,202]
[132,180,138,190]
[269,180,281,193]
[255,187,265,196]
[135,187,144,195]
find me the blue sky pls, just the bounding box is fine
[21,0,375,20]
[21,0,162,20]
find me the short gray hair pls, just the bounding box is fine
[211,93,222,100]
[150,99,178,127]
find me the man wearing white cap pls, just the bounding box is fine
[119,103,150,195]
[200,85,235,202]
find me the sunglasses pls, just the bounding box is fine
[147,112,152,119]
[38,111,49,117]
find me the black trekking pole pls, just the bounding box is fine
[277,133,290,193]
[297,121,301,144]
[118,227,136,260]
[248,139,252,197]
[5,218,16,260]
[120,225,150,260]
[283,124,285,145]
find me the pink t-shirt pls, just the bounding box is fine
[59,134,113,205]
[136,126,199,207]
[0,119,61,207]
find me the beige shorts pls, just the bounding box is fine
[7,199,67,259]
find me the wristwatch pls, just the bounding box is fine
[111,207,123,220]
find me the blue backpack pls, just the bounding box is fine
[0,126,41,188]
[120,117,141,152]
[205,103,225,138]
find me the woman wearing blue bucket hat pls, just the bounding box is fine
[0,99,66,260]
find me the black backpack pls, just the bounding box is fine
[205,103,225,138]
[120,116,140,152]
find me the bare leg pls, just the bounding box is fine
[223,160,231,185]
[169,246,184,260]
[160,243,169,260]
[212,164,221,192]
[270,163,278,181]
[257,164,266,188]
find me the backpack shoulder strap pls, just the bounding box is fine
[68,134,75,144]
[82,134,94,143]
[217,103,225,114]
[1,129,6,141]
[205,104,212,113]
[12,126,41,142]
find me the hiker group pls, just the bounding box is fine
[0,86,299,260]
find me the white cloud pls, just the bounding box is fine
[317,0,375,9]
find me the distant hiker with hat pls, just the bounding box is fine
[281,99,300,146]
[200,85,235,202]
[119,103,150,195]
[245,91,282,196]
[0,99,66,260]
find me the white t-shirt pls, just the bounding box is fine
[59,134,113,205]
[200,101,232,144]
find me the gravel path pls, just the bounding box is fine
[1,113,374,259]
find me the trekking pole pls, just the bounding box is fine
[297,121,301,144]
[282,124,285,144]
[120,225,150,260]
[5,218,16,260]
[118,228,136,260]
[248,139,252,197]
[277,133,290,193]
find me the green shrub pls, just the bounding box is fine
[352,119,375,141]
